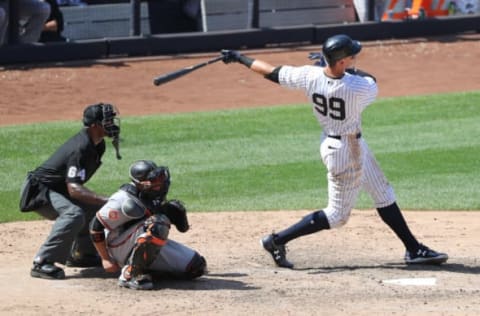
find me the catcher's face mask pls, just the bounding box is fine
[141,167,171,201]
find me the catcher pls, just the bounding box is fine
[89,160,207,290]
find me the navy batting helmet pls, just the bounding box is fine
[322,34,362,65]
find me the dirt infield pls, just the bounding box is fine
[1,211,480,315]
[1,34,479,315]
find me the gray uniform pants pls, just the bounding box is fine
[33,190,99,264]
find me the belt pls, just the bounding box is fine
[328,133,361,140]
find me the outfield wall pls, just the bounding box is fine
[0,14,479,65]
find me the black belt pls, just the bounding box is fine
[328,133,361,140]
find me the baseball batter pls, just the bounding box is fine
[89,160,206,290]
[221,34,448,268]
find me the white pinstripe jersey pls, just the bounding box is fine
[278,65,377,135]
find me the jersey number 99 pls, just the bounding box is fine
[312,93,345,120]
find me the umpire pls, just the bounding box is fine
[19,103,121,279]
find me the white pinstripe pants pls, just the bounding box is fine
[320,134,396,228]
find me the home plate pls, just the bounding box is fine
[382,278,437,286]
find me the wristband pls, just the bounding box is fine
[90,231,105,243]
[239,55,255,68]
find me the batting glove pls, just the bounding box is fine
[308,52,327,67]
[221,49,242,64]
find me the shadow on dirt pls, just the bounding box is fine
[300,262,480,275]
[67,269,258,291]
[153,275,260,291]
[67,267,119,279]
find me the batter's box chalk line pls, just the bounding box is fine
[381,277,437,286]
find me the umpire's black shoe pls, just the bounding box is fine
[66,254,102,268]
[261,234,294,269]
[31,261,65,280]
[404,244,448,265]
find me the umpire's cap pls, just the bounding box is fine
[83,103,104,126]
[322,34,361,65]
[82,102,118,126]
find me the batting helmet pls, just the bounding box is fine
[322,34,362,65]
[129,160,171,200]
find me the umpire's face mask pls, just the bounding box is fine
[101,104,122,160]
[101,105,120,139]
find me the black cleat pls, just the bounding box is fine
[31,261,65,280]
[405,244,448,265]
[66,254,102,268]
[261,234,294,269]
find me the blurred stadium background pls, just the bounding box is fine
[0,0,479,64]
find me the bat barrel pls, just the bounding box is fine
[153,55,223,86]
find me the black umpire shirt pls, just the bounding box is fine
[32,128,106,197]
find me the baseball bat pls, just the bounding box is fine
[153,55,224,86]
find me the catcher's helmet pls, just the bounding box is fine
[322,34,362,65]
[129,160,170,200]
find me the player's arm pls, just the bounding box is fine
[221,49,282,83]
[65,159,109,206]
[67,182,108,206]
[89,215,120,273]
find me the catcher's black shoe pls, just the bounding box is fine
[66,254,102,268]
[404,244,448,265]
[31,261,65,280]
[261,234,294,269]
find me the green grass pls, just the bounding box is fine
[1,91,479,223]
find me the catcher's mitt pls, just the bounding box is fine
[159,200,190,233]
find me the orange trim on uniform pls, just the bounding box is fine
[137,233,167,247]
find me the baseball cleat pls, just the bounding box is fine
[404,244,448,265]
[31,261,65,280]
[118,266,154,290]
[261,234,294,269]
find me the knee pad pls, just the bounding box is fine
[144,214,170,242]
[128,215,171,276]
[184,253,207,280]
[128,241,162,276]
